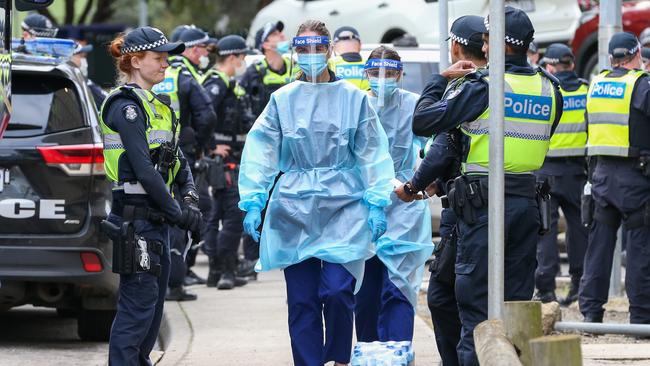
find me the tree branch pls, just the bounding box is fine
[78,0,94,25]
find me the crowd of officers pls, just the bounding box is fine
[22,5,650,365]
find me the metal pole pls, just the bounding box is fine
[139,0,148,27]
[555,322,650,337]
[487,0,505,320]
[438,0,450,70]
[609,227,622,297]
[598,0,622,71]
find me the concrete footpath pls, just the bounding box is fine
[158,254,440,365]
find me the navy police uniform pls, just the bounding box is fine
[414,8,563,365]
[579,33,650,324]
[101,27,201,365]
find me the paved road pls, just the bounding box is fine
[0,306,107,366]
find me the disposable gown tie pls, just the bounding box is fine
[371,89,434,307]
[238,80,395,291]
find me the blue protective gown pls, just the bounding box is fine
[371,89,433,307]
[238,79,395,286]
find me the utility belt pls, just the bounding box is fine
[100,205,164,277]
[429,227,457,286]
[446,174,538,225]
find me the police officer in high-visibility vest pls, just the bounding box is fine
[533,43,589,306]
[201,35,255,289]
[328,26,370,90]
[101,27,202,365]
[399,15,488,366]
[152,25,217,300]
[580,32,650,324]
[239,21,296,277]
[404,8,563,365]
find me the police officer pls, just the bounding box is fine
[239,21,296,277]
[201,35,254,289]
[153,25,217,301]
[396,15,487,366]
[527,41,540,67]
[580,32,650,324]
[101,27,202,365]
[409,8,563,365]
[328,26,369,90]
[71,43,107,107]
[642,47,650,72]
[532,43,589,306]
[21,13,57,39]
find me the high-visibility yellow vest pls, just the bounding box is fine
[586,69,646,157]
[253,57,296,86]
[547,84,588,157]
[201,69,246,98]
[151,57,202,119]
[328,55,370,90]
[100,86,180,186]
[461,71,558,174]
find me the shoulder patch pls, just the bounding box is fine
[210,85,220,95]
[446,87,463,100]
[123,105,138,122]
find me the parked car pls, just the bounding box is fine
[0,50,116,341]
[248,0,581,48]
[571,0,650,78]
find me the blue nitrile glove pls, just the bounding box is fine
[367,205,387,242]
[243,208,262,242]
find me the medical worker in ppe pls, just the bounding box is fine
[238,19,394,366]
[354,46,433,343]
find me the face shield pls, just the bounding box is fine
[291,35,330,84]
[364,55,403,109]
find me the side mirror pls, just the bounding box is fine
[15,0,54,11]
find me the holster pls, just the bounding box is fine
[205,156,227,190]
[623,202,650,230]
[429,229,457,286]
[447,176,488,225]
[536,178,552,235]
[581,186,594,227]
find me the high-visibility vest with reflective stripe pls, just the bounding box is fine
[99,86,180,186]
[547,84,588,157]
[586,69,646,157]
[253,57,296,86]
[328,56,370,90]
[200,69,246,98]
[461,71,557,174]
[151,57,202,119]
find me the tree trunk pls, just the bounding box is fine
[78,0,95,25]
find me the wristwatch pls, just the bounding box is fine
[403,181,417,196]
[184,190,199,205]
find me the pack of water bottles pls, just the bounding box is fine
[351,341,415,366]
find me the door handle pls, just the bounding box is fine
[378,2,388,8]
[330,9,339,16]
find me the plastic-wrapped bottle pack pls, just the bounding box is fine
[351,341,415,366]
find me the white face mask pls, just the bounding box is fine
[79,57,88,77]
[234,59,246,77]
[199,55,210,70]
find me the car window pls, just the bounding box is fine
[402,61,439,95]
[6,73,84,137]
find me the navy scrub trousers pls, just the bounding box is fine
[284,257,357,366]
[354,255,415,342]
[108,213,171,366]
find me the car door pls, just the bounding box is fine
[506,0,581,44]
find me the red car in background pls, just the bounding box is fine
[571,0,650,78]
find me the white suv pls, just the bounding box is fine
[248,0,581,47]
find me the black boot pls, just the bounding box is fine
[533,290,557,303]
[165,286,198,301]
[217,256,235,290]
[559,278,580,307]
[184,269,207,286]
[237,259,257,278]
[207,256,222,288]
[584,313,603,323]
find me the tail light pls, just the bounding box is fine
[37,143,105,176]
[80,252,103,272]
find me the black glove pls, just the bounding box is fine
[177,205,202,233]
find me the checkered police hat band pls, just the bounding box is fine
[121,36,169,54]
[218,48,248,56]
[185,35,209,48]
[483,17,527,47]
[450,33,469,46]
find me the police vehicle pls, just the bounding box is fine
[0,39,116,341]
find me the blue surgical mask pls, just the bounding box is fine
[275,40,290,54]
[369,77,399,97]
[297,53,328,78]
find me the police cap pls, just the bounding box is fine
[217,35,254,56]
[542,43,574,65]
[609,32,640,58]
[179,26,210,48]
[447,15,486,50]
[121,26,185,55]
[22,13,57,38]
[485,6,535,49]
[255,21,284,51]
[333,26,361,43]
